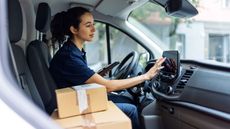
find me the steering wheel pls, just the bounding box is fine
[113,51,139,79]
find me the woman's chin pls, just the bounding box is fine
[86,38,94,42]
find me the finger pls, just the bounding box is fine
[157,66,164,70]
[157,57,166,65]
[156,56,164,62]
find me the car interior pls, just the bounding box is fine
[2,0,230,129]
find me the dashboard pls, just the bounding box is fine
[145,55,230,121]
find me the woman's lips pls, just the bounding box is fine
[90,34,94,38]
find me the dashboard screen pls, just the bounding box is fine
[161,51,180,81]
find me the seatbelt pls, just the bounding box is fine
[8,39,21,85]
[8,40,33,98]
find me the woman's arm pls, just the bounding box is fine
[85,57,165,92]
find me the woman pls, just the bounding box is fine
[49,7,165,129]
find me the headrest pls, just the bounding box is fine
[8,0,23,43]
[35,3,51,33]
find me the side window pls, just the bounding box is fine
[85,22,149,71]
[109,26,148,66]
[85,23,107,71]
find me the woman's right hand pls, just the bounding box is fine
[144,57,166,80]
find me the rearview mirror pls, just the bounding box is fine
[165,0,198,18]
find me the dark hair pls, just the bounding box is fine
[50,7,91,43]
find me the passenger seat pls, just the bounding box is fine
[8,0,45,110]
[27,2,57,115]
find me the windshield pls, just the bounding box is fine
[128,0,230,66]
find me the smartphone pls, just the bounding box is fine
[97,62,120,76]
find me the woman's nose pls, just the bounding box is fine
[91,26,95,32]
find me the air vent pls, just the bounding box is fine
[177,70,194,88]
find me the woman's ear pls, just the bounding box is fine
[70,26,78,34]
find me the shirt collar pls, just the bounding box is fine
[68,40,87,61]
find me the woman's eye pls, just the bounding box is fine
[86,24,92,27]
[86,24,94,28]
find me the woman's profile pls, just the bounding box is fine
[49,7,165,129]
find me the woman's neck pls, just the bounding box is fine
[71,38,84,51]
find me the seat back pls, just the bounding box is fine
[27,2,57,114]
[8,0,45,110]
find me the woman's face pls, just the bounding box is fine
[74,12,95,42]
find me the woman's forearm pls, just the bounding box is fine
[105,74,148,92]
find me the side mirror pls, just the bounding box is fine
[165,0,198,18]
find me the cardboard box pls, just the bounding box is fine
[52,101,132,129]
[55,83,108,118]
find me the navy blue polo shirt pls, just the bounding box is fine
[49,40,95,88]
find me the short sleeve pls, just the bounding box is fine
[62,56,95,86]
[49,42,95,88]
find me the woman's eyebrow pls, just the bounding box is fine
[84,21,94,25]
[84,22,92,25]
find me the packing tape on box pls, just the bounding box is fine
[82,114,96,129]
[72,86,88,113]
[65,113,96,129]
